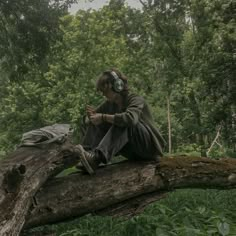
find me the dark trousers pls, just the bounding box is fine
[81,122,159,163]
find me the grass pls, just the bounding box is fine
[28,189,236,236]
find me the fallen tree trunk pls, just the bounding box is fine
[24,156,236,229]
[0,143,79,236]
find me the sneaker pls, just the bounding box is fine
[75,162,87,172]
[75,144,99,175]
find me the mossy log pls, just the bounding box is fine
[24,156,236,229]
[1,143,236,236]
[0,144,79,236]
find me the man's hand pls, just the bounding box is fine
[90,113,103,125]
[86,105,96,118]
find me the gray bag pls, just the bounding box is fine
[20,124,72,147]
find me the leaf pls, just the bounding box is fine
[198,206,206,215]
[217,222,230,236]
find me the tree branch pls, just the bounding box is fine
[207,126,222,156]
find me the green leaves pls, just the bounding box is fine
[218,222,230,236]
[0,0,235,155]
[0,0,76,151]
[26,189,236,236]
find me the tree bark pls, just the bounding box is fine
[0,143,79,236]
[1,143,236,236]
[24,156,236,229]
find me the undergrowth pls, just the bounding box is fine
[28,189,236,236]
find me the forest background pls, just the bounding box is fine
[0,0,236,235]
[0,0,235,158]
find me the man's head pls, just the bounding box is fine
[96,69,128,101]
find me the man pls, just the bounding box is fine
[76,69,166,175]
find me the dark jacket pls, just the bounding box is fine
[96,93,166,156]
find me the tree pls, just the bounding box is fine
[139,0,236,154]
[0,0,235,156]
[0,0,76,154]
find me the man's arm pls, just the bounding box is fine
[89,113,114,125]
[102,114,114,124]
[113,95,144,127]
[91,95,145,126]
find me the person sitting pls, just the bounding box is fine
[76,69,166,175]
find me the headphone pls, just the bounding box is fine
[109,71,124,93]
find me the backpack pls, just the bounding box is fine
[20,124,73,147]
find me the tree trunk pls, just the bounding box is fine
[188,91,207,156]
[24,156,236,230]
[0,143,79,236]
[1,144,236,236]
[167,95,172,154]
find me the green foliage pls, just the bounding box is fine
[56,167,78,177]
[27,189,236,236]
[0,0,77,152]
[0,0,76,80]
[0,0,235,156]
[207,146,236,159]
[176,143,201,157]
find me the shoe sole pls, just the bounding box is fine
[76,144,95,175]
